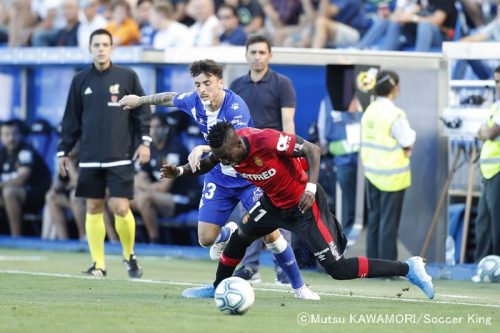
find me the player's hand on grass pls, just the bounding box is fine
[58,156,69,178]
[188,145,210,172]
[119,95,140,110]
[133,144,151,164]
[298,191,315,214]
[161,164,180,178]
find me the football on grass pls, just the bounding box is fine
[214,277,255,315]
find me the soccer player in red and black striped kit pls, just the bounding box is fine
[162,121,435,299]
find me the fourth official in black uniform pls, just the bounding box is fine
[57,29,152,278]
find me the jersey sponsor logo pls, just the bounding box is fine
[328,241,342,261]
[240,168,276,181]
[108,95,120,107]
[84,87,92,95]
[109,84,120,94]
[277,134,291,152]
[230,119,247,127]
[254,157,263,167]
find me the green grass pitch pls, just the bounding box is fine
[0,248,498,333]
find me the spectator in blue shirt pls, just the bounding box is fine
[214,3,247,45]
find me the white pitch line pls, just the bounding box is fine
[1,269,499,309]
[0,255,46,261]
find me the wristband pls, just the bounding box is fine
[177,166,184,176]
[305,182,317,194]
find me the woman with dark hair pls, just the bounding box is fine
[360,70,416,261]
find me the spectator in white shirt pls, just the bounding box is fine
[77,0,107,48]
[187,0,220,46]
[151,1,192,49]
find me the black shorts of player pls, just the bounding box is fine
[239,184,347,268]
[76,164,134,199]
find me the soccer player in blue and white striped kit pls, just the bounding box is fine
[120,59,318,299]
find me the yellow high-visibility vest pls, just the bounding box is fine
[361,98,411,191]
[479,103,500,179]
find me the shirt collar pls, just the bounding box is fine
[244,68,273,83]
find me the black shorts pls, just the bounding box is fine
[76,164,134,199]
[239,184,347,267]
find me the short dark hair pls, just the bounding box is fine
[245,34,272,53]
[89,28,113,46]
[207,121,234,149]
[374,70,399,97]
[1,119,27,136]
[218,3,239,21]
[495,65,500,75]
[189,59,223,79]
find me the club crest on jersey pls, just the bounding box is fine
[231,102,239,110]
[109,84,120,94]
[254,157,263,167]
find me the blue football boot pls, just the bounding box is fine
[405,256,435,299]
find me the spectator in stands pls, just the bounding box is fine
[7,0,37,47]
[105,0,140,45]
[274,0,319,47]
[312,0,366,49]
[171,0,195,26]
[31,0,66,46]
[213,3,247,45]
[56,0,80,46]
[358,0,419,50]
[216,0,264,34]
[43,145,86,240]
[258,0,302,43]
[452,9,500,80]
[0,120,51,237]
[134,113,200,243]
[135,0,155,47]
[150,1,192,49]
[0,0,9,44]
[78,0,108,48]
[369,0,457,51]
[187,0,220,46]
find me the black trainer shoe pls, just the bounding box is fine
[124,254,143,278]
[83,263,106,278]
[233,266,261,283]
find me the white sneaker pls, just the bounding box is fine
[209,222,238,260]
[293,285,321,300]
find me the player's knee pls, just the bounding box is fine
[198,233,217,247]
[324,258,351,280]
[264,235,287,254]
[262,229,281,244]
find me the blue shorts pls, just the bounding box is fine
[198,180,263,226]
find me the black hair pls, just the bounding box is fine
[218,3,239,21]
[495,65,500,75]
[1,119,28,136]
[245,34,272,53]
[89,28,113,46]
[374,70,399,97]
[189,59,223,79]
[207,121,234,149]
[151,112,169,127]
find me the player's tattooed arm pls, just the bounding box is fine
[138,92,176,107]
[161,154,219,178]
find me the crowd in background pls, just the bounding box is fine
[0,0,498,52]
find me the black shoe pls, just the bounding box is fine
[124,254,143,278]
[83,263,106,278]
[233,266,261,283]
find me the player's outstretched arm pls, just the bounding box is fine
[119,92,177,110]
[161,154,218,179]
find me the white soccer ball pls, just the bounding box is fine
[472,255,500,283]
[214,277,255,315]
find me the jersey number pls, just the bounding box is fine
[248,201,267,222]
[203,182,216,199]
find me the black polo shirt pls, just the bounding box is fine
[230,69,296,131]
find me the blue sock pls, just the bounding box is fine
[273,244,303,289]
[215,226,231,243]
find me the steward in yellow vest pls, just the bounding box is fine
[361,70,416,261]
[474,65,500,260]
